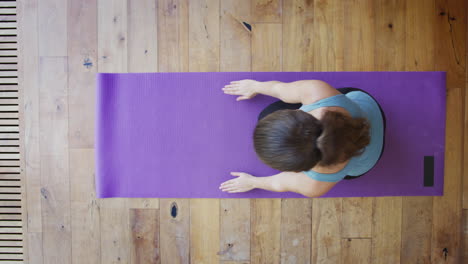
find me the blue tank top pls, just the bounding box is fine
[300,91,384,182]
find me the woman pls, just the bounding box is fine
[219,79,386,197]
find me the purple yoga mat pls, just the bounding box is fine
[96,72,446,198]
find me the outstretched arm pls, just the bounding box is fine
[222,79,340,104]
[219,171,338,198]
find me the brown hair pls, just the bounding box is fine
[253,109,370,172]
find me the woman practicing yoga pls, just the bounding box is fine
[219,80,386,197]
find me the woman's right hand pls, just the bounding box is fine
[222,79,259,101]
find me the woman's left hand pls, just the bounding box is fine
[219,172,256,193]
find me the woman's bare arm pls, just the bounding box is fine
[251,171,338,197]
[219,171,337,197]
[222,79,340,104]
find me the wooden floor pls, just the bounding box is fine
[16,0,468,263]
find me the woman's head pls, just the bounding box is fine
[253,110,370,172]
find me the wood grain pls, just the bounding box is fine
[220,199,251,261]
[401,1,436,263]
[343,0,375,71]
[341,238,371,264]
[19,1,468,263]
[188,0,219,72]
[97,0,128,72]
[432,1,466,262]
[370,1,405,263]
[19,0,42,243]
[157,2,190,263]
[252,23,282,71]
[311,2,344,262]
[38,0,67,56]
[371,197,402,264]
[282,0,314,71]
[280,199,312,263]
[127,0,159,211]
[128,0,158,72]
[250,199,281,264]
[311,198,342,263]
[27,232,43,264]
[130,209,160,264]
[220,0,251,72]
[100,199,130,264]
[68,0,97,148]
[159,199,190,264]
[69,149,100,264]
[97,1,130,264]
[190,199,220,263]
[38,57,71,264]
[462,209,468,262]
[252,0,281,23]
[219,1,251,262]
[157,0,189,72]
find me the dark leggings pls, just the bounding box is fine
[257,87,387,180]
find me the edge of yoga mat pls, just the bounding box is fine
[95,71,446,199]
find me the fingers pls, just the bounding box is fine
[230,172,243,177]
[221,187,238,192]
[236,96,248,101]
[220,180,234,187]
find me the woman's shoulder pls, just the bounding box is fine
[310,158,351,174]
[300,81,342,106]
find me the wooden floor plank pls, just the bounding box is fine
[127,0,159,211]
[250,199,281,264]
[465,0,468,209]
[340,0,375,241]
[190,199,220,263]
[219,199,250,261]
[38,57,71,264]
[401,1,438,264]
[371,197,402,264]
[157,2,190,263]
[38,0,67,56]
[188,1,221,263]
[343,0,375,71]
[69,149,100,264]
[311,198,342,263]
[278,2,315,262]
[370,1,405,263]
[219,1,251,262]
[462,209,468,262]
[252,23,282,72]
[280,199,312,264]
[341,239,371,264]
[251,0,281,23]
[431,1,466,262]
[97,0,127,73]
[159,199,190,264]
[14,4,34,261]
[188,0,220,72]
[401,197,433,263]
[250,14,282,264]
[100,199,130,264]
[130,209,160,264]
[220,0,251,72]
[128,0,157,73]
[311,2,345,261]
[282,0,314,71]
[97,1,130,264]
[68,0,97,149]
[157,0,189,72]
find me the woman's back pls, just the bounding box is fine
[300,91,385,182]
